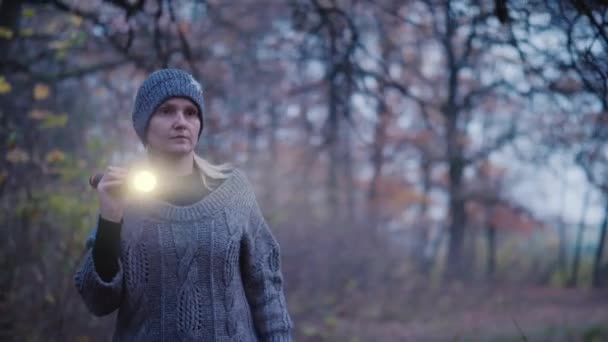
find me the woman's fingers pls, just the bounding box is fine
[97,167,127,222]
[102,172,126,182]
[102,167,128,182]
[100,179,123,187]
[106,166,128,176]
[98,166,130,194]
[98,179,123,191]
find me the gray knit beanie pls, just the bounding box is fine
[132,68,205,144]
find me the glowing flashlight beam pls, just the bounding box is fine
[131,170,157,193]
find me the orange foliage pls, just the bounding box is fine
[466,199,544,233]
[489,205,540,232]
[372,175,428,215]
[477,160,505,180]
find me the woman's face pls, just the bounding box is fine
[146,97,201,157]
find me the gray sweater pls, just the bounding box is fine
[74,168,293,341]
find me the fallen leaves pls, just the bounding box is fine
[28,109,50,120]
[69,15,83,27]
[0,170,7,186]
[33,83,50,100]
[0,76,11,94]
[41,113,68,128]
[45,149,66,163]
[28,109,68,128]
[6,148,30,164]
[22,7,36,18]
[0,26,13,39]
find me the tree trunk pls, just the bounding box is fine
[444,117,467,280]
[0,2,23,339]
[367,106,385,241]
[342,63,355,224]
[416,160,432,274]
[0,0,21,70]
[557,177,568,274]
[592,197,608,288]
[443,0,469,282]
[299,105,315,216]
[486,225,496,281]
[343,124,355,223]
[367,29,390,233]
[446,181,467,280]
[568,188,592,287]
[266,104,279,209]
[326,27,340,221]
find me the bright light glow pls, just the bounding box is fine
[131,170,157,193]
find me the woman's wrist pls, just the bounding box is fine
[99,208,123,223]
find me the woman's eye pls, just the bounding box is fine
[186,110,197,116]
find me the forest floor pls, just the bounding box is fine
[293,286,608,341]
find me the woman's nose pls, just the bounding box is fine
[173,111,188,125]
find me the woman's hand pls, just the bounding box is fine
[97,166,128,223]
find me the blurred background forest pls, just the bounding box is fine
[1,0,607,341]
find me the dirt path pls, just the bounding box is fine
[296,287,608,341]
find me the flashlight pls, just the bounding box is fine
[89,173,104,189]
[89,170,157,193]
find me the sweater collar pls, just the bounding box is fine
[143,168,249,221]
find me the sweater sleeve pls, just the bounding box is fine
[241,200,294,342]
[73,215,124,316]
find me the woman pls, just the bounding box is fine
[74,68,294,341]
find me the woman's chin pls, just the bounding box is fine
[160,146,193,157]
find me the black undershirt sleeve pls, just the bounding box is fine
[92,215,122,282]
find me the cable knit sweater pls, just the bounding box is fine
[74,168,293,341]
